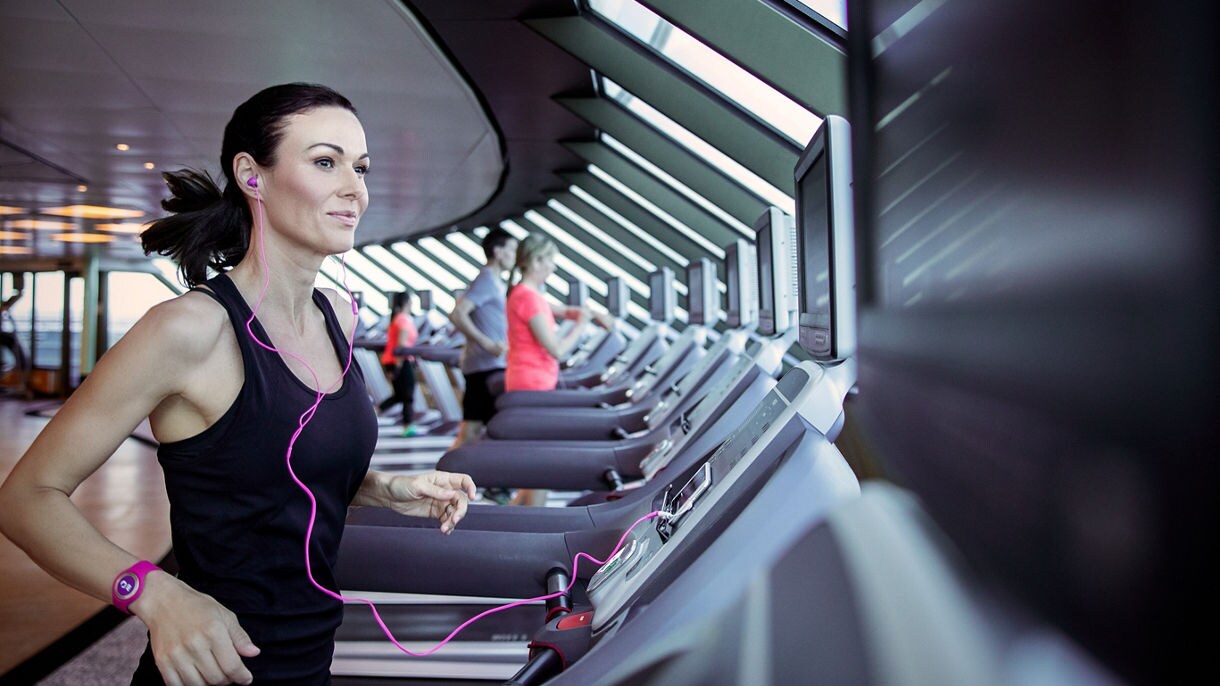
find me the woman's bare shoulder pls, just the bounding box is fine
[122,289,232,364]
[318,286,357,336]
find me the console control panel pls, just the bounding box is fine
[588,383,795,628]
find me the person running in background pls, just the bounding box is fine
[505,233,593,393]
[504,233,612,505]
[505,233,616,393]
[447,228,516,448]
[380,290,421,436]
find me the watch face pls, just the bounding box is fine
[115,573,140,600]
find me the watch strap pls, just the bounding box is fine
[111,560,161,615]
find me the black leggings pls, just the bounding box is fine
[379,360,416,426]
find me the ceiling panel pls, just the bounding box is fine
[1,0,503,267]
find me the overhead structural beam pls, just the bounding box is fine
[549,188,687,277]
[526,15,799,190]
[562,140,739,252]
[558,170,702,266]
[639,0,846,116]
[557,97,770,226]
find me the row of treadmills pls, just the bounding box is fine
[330,117,1113,685]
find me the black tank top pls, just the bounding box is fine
[138,273,377,684]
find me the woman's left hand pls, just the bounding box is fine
[380,471,477,534]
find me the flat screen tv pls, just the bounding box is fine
[648,267,675,323]
[685,257,718,326]
[794,114,856,361]
[566,278,588,307]
[754,206,796,337]
[725,239,757,329]
[605,277,628,319]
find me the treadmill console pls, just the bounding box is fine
[587,380,801,629]
[657,462,712,541]
[639,347,779,480]
[642,333,729,430]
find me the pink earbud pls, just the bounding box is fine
[246,177,258,188]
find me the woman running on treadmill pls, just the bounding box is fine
[0,83,476,686]
[379,290,421,436]
[504,233,612,505]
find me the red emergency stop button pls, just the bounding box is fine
[557,611,594,630]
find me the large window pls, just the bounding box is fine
[106,272,178,344]
[28,272,69,369]
[602,79,795,214]
[601,133,753,238]
[588,0,822,145]
[588,164,724,259]
[791,0,847,29]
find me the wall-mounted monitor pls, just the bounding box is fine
[685,257,719,327]
[417,289,433,311]
[566,278,588,307]
[648,267,676,323]
[724,238,757,329]
[755,206,797,337]
[605,277,628,319]
[794,114,856,361]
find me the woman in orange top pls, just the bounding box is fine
[380,290,420,435]
[505,234,616,391]
[504,234,613,505]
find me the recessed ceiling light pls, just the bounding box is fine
[76,185,88,193]
[41,205,145,220]
[50,233,116,243]
[143,162,156,170]
[6,219,77,231]
[0,246,33,255]
[0,230,31,240]
[116,143,130,151]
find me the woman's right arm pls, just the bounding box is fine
[0,294,258,685]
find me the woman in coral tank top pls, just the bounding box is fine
[503,234,613,505]
[504,233,604,391]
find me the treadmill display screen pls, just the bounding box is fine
[657,462,712,540]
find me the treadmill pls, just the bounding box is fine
[485,261,719,441]
[495,268,686,412]
[333,356,859,683]
[556,277,629,382]
[500,121,863,683]
[435,245,783,491]
[547,268,674,392]
[332,191,844,682]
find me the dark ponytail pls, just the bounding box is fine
[141,169,250,286]
[389,289,413,315]
[140,83,358,288]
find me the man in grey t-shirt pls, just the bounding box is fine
[448,228,517,447]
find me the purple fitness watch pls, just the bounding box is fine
[112,560,161,615]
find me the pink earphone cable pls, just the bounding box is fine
[242,186,654,655]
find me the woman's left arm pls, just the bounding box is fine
[352,470,477,534]
[551,303,613,330]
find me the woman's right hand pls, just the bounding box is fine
[133,572,260,686]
